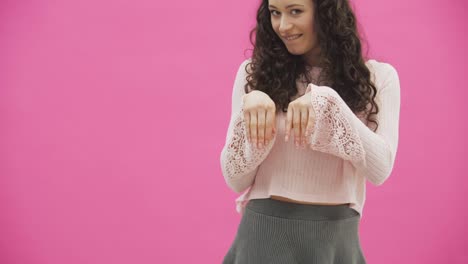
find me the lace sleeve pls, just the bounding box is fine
[220,59,276,193]
[221,100,276,193]
[306,61,401,186]
[307,86,366,163]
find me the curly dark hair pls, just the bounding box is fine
[244,0,379,132]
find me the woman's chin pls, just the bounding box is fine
[286,49,305,56]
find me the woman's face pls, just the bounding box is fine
[268,0,320,65]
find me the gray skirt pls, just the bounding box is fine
[222,198,366,264]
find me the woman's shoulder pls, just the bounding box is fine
[365,59,399,86]
[365,59,397,74]
[234,58,253,77]
[239,57,253,69]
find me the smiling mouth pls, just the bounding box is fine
[284,34,302,41]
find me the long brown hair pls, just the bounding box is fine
[244,0,379,131]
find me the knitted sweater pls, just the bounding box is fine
[220,58,400,218]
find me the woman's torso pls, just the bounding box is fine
[264,69,349,207]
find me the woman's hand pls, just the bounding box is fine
[285,90,316,148]
[242,90,277,149]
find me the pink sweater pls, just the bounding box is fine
[220,58,400,218]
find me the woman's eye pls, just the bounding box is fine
[270,10,279,16]
[291,9,302,15]
[270,9,302,16]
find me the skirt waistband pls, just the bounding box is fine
[246,198,359,221]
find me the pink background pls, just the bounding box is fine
[1,0,467,263]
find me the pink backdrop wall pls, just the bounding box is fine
[1,0,467,263]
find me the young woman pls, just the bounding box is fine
[220,0,400,263]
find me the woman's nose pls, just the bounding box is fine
[279,17,293,32]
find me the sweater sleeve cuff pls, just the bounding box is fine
[306,84,367,164]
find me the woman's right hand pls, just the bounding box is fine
[242,90,277,149]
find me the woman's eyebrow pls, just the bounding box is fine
[268,4,305,9]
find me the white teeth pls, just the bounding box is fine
[286,34,301,40]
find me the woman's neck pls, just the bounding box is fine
[303,46,323,68]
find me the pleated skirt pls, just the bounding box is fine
[222,198,367,264]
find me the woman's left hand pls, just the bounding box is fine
[285,90,316,148]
